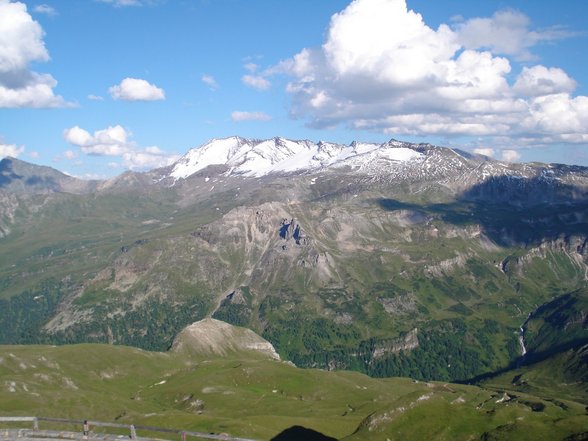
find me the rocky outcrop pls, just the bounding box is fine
[171,318,280,360]
[371,328,419,360]
[379,293,417,315]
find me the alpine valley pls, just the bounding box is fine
[1,137,587,415]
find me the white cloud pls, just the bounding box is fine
[244,62,258,73]
[28,151,39,159]
[64,150,78,160]
[63,126,95,149]
[96,0,141,7]
[273,0,588,147]
[501,149,521,162]
[64,125,130,156]
[473,148,495,158]
[455,9,573,61]
[242,75,270,91]
[122,150,179,170]
[0,142,24,158]
[522,94,588,140]
[145,145,163,154]
[63,124,179,171]
[231,111,272,122]
[33,4,57,16]
[513,66,576,97]
[87,94,104,101]
[109,78,165,101]
[201,74,218,90]
[0,1,48,71]
[0,0,70,108]
[96,0,163,7]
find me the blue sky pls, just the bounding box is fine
[1,0,587,178]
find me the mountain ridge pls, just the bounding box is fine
[0,136,586,386]
[4,137,588,204]
[0,156,97,195]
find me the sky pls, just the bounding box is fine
[1,0,588,178]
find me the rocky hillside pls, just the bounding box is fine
[0,137,586,383]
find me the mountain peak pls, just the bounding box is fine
[0,156,96,195]
[167,136,426,180]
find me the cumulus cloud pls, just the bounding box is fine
[109,78,165,101]
[242,74,270,91]
[0,141,25,158]
[473,148,495,158]
[201,74,218,90]
[33,4,57,16]
[87,94,104,101]
[455,9,573,61]
[513,66,576,97]
[522,94,588,142]
[63,124,179,170]
[273,0,587,148]
[64,125,129,155]
[231,111,272,122]
[501,149,521,162]
[121,149,178,170]
[0,0,70,108]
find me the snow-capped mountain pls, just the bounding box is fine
[169,136,424,179]
[163,137,588,201]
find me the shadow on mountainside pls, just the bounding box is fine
[270,426,338,441]
[0,157,60,192]
[0,158,22,188]
[377,174,588,248]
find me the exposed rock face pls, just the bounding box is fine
[371,328,419,360]
[379,293,418,315]
[171,318,280,360]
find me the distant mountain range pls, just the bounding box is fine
[0,137,586,385]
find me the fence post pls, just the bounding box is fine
[130,424,137,440]
[181,431,187,441]
[83,420,90,439]
[33,417,39,431]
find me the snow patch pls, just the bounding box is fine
[168,137,424,180]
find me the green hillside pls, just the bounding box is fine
[0,343,586,441]
[481,344,588,405]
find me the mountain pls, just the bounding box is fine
[0,156,96,195]
[0,137,587,386]
[166,136,423,179]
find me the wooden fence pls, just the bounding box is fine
[0,416,260,441]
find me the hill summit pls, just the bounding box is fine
[171,318,280,360]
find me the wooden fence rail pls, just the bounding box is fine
[0,416,260,441]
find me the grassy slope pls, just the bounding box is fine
[481,345,588,405]
[0,344,587,441]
